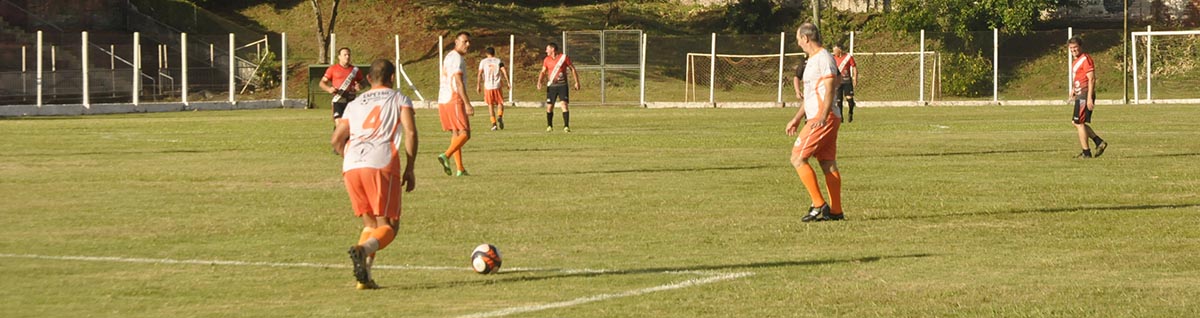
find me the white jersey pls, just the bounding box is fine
[439,50,466,104]
[802,49,842,120]
[341,88,413,173]
[478,57,504,90]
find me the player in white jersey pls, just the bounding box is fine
[437,32,474,176]
[332,59,418,290]
[477,47,510,131]
[785,22,845,222]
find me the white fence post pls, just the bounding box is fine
[509,34,515,105]
[438,35,443,77]
[281,32,287,106]
[394,34,400,89]
[22,45,27,99]
[1131,32,1139,104]
[993,28,998,102]
[182,33,189,106]
[919,29,925,104]
[1146,25,1152,101]
[709,33,715,105]
[776,31,784,106]
[1067,27,1072,98]
[82,31,89,108]
[36,31,42,106]
[329,33,336,64]
[229,33,235,104]
[133,32,139,106]
[640,33,647,107]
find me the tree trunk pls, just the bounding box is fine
[311,0,327,63]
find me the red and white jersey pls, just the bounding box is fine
[802,49,842,120]
[542,53,573,86]
[1072,53,1095,96]
[439,50,466,104]
[323,63,365,94]
[340,88,413,173]
[834,54,856,81]
[478,57,505,90]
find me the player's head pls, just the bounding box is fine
[367,59,395,88]
[454,31,471,53]
[484,47,496,57]
[832,45,844,56]
[546,42,559,56]
[337,47,352,66]
[795,23,822,53]
[1067,36,1083,57]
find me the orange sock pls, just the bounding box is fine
[444,134,469,157]
[498,109,504,117]
[490,116,497,124]
[795,165,826,208]
[357,227,372,245]
[453,151,464,171]
[361,225,396,255]
[824,171,842,214]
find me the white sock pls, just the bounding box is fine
[361,238,380,255]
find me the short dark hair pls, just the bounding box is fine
[367,59,395,86]
[456,31,471,39]
[337,47,351,56]
[547,42,559,52]
[798,22,821,44]
[485,47,496,56]
[1067,36,1083,47]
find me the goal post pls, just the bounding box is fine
[1130,28,1200,104]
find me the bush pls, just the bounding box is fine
[941,52,991,97]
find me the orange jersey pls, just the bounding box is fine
[543,54,573,86]
[1072,53,1094,96]
[323,64,365,95]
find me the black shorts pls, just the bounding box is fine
[839,82,854,97]
[1072,99,1092,124]
[332,102,349,119]
[546,85,570,105]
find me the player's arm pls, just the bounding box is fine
[850,65,858,88]
[319,76,337,94]
[454,72,473,116]
[476,66,484,93]
[399,106,417,192]
[792,75,802,100]
[813,76,838,128]
[785,103,806,136]
[536,66,547,90]
[500,66,511,91]
[569,65,581,90]
[330,119,350,156]
[1086,70,1095,110]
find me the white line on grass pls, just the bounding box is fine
[2,253,756,317]
[458,272,755,318]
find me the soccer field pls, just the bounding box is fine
[2,105,1198,317]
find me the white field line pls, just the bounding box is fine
[459,271,755,318]
[2,253,755,317]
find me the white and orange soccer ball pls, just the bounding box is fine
[471,244,502,274]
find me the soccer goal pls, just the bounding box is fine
[686,51,937,106]
[1131,28,1200,104]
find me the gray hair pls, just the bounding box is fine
[797,22,821,44]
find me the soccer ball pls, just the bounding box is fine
[471,244,502,274]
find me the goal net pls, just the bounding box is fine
[1131,29,1200,104]
[686,51,937,104]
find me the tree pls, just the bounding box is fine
[881,0,1071,38]
[311,0,343,64]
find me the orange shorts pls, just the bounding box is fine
[343,168,402,219]
[483,89,504,106]
[438,94,470,131]
[792,115,841,161]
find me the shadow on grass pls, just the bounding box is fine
[870,203,1200,221]
[535,164,773,176]
[400,253,934,290]
[7,148,242,157]
[1135,152,1200,158]
[848,149,1058,159]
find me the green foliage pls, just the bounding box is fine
[880,0,1067,38]
[253,51,281,90]
[940,52,992,97]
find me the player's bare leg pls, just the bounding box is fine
[1074,123,1092,158]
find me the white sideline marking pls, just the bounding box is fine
[459,272,754,318]
[1,253,755,317]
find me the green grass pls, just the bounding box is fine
[2,105,1199,317]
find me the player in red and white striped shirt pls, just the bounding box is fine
[1067,36,1107,158]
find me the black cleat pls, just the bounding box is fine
[348,245,371,285]
[824,210,845,221]
[802,205,829,222]
[1074,151,1092,159]
[1094,141,1108,158]
[498,116,505,130]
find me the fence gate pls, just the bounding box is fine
[563,30,643,105]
